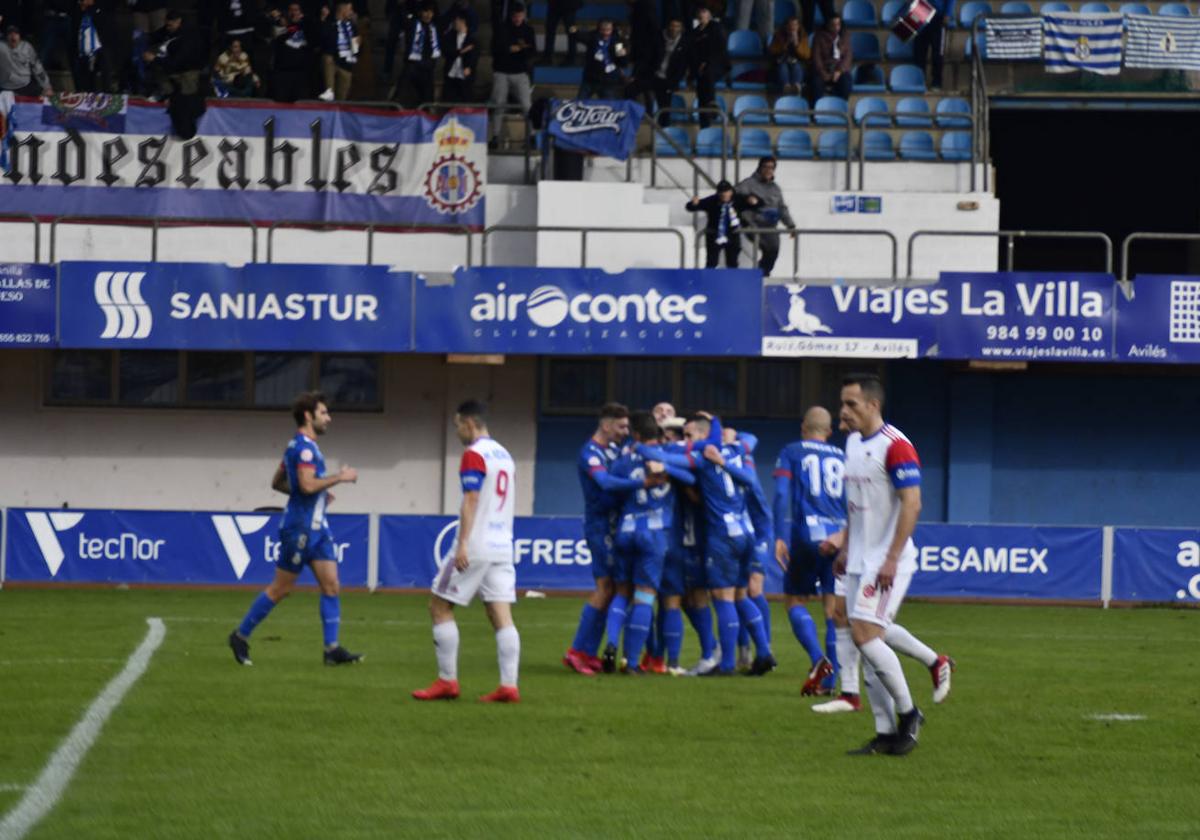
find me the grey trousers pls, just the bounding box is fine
[489,71,533,140]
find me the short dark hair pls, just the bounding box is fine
[842,373,885,406]
[686,413,712,430]
[166,9,184,22]
[598,16,614,25]
[630,411,660,441]
[292,390,328,426]
[510,2,526,12]
[757,155,777,170]
[599,401,629,420]
[456,399,488,423]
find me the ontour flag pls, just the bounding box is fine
[984,17,1043,60]
[1043,13,1123,74]
[1124,14,1200,70]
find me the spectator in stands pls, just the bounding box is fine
[737,0,770,45]
[38,0,74,74]
[489,2,534,147]
[626,0,659,78]
[268,3,319,102]
[579,18,628,99]
[798,0,833,37]
[913,0,950,91]
[687,180,757,268]
[540,0,581,66]
[0,23,52,96]
[769,15,809,95]
[688,5,727,129]
[320,0,359,101]
[143,11,207,136]
[131,0,167,37]
[442,9,477,101]
[382,0,416,83]
[809,13,850,104]
[735,156,797,275]
[625,16,686,126]
[201,0,260,52]
[439,0,477,36]
[215,37,260,97]
[71,0,109,93]
[399,1,440,107]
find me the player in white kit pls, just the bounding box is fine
[413,400,522,704]
[838,375,925,755]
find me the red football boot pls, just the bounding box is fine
[479,685,521,703]
[563,648,598,675]
[801,656,834,696]
[412,678,460,700]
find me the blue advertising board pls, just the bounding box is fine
[3,508,370,586]
[1111,527,1200,603]
[1114,275,1200,363]
[415,267,761,356]
[546,99,646,160]
[0,263,55,347]
[57,261,412,351]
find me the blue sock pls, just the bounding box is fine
[736,597,772,657]
[605,594,629,650]
[237,592,277,639]
[586,602,608,656]
[825,617,840,672]
[752,594,772,643]
[624,603,653,667]
[663,608,684,666]
[685,605,716,659]
[713,600,740,671]
[788,605,824,664]
[738,620,750,648]
[571,603,600,653]
[647,605,665,659]
[319,594,340,648]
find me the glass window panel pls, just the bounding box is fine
[49,350,112,402]
[745,359,804,417]
[545,358,607,410]
[119,351,180,405]
[186,352,246,404]
[613,358,673,411]
[319,355,380,407]
[680,360,738,413]
[255,354,312,407]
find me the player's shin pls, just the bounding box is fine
[237,591,277,639]
[623,595,655,669]
[685,603,716,659]
[662,607,684,666]
[433,620,460,681]
[735,597,771,657]
[859,636,914,714]
[862,659,897,735]
[825,617,840,673]
[571,603,602,654]
[788,605,824,664]
[319,594,340,648]
[884,623,938,668]
[836,627,859,695]
[496,625,520,687]
[713,599,740,671]
[751,593,772,643]
[605,594,630,651]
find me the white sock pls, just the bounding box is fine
[885,623,937,667]
[433,621,459,681]
[862,658,896,735]
[496,625,520,687]
[860,636,914,714]
[836,627,859,695]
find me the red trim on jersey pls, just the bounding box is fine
[588,465,606,475]
[773,468,793,478]
[460,449,487,474]
[296,463,316,470]
[684,440,697,468]
[885,438,921,469]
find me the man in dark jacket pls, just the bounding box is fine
[71,0,109,92]
[441,9,477,101]
[269,2,320,102]
[143,11,207,137]
[399,0,440,106]
[686,180,758,268]
[735,156,797,275]
[200,0,259,49]
[809,13,851,104]
[579,18,627,99]
[688,6,727,128]
[540,0,581,65]
[488,2,534,144]
[625,17,686,126]
[320,0,359,101]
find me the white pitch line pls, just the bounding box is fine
[1085,713,1148,722]
[0,659,122,668]
[0,617,166,840]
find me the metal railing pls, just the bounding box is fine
[648,106,730,189]
[694,226,899,278]
[0,214,41,262]
[907,229,1114,277]
[856,111,977,191]
[1120,232,1200,284]
[421,101,534,184]
[481,225,687,268]
[733,108,853,188]
[266,220,474,266]
[50,215,258,263]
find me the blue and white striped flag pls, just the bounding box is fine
[985,17,1043,60]
[1044,13,1123,74]
[1125,13,1200,70]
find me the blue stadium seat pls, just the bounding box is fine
[880,0,905,24]
[853,96,890,126]
[1159,2,1191,15]
[695,126,727,156]
[886,33,915,60]
[899,131,938,160]
[775,0,798,26]
[842,0,878,27]
[669,93,688,122]
[654,126,691,157]
[1079,1,1110,11]
[1118,2,1150,13]
[733,94,770,124]
[728,29,764,58]
[889,64,927,92]
[776,129,814,158]
[958,1,993,27]
[940,131,973,160]
[738,128,774,157]
[1000,1,1033,11]
[773,94,811,124]
[813,95,849,124]
[863,131,895,160]
[720,62,769,89]
[895,96,932,126]
[693,94,728,122]
[817,129,850,158]
[851,32,882,62]
[1039,2,1071,12]
[936,97,972,127]
[532,65,584,85]
[578,3,630,21]
[854,63,887,92]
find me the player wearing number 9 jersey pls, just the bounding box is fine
[413,400,522,703]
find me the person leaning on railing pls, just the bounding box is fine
[736,156,798,276]
[0,23,53,97]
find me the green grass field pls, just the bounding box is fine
[1,588,1198,839]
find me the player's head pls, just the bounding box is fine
[454,399,488,445]
[598,402,630,444]
[292,390,330,434]
[684,413,711,444]
[165,9,183,32]
[839,374,884,432]
[661,416,685,443]
[721,425,738,445]
[629,411,661,444]
[801,405,833,441]
[652,402,675,425]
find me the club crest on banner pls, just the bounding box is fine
[423,117,482,215]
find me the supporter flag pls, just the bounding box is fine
[546,99,646,161]
[1043,13,1123,74]
[1124,14,1200,70]
[0,90,13,171]
[985,17,1043,60]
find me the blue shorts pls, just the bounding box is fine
[584,521,616,581]
[661,546,687,597]
[276,528,336,574]
[682,547,706,591]
[785,538,834,596]
[705,532,754,590]
[749,540,769,577]
[615,529,667,590]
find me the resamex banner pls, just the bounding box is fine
[3,508,369,586]
[57,261,412,351]
[546,99,645,161]
[415,267,762,355]
[1114,276,1200,363]
[1111,527,1200,603]
[1,96,485,227]
[0,263,55,346]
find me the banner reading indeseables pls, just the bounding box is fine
[0,97,485,228]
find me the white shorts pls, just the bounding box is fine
[846,568,913,629]
[431,558,516,607]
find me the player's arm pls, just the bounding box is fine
[295,464,357,495]
[772,461,791,567]
[636,443,693,471]
[664,464,696,485]
[592,461,661,492]
[271,462,289,495]
[455,490,480,571]
[737,431,758,454]
[705,445,758,487]
[879,439,922,589]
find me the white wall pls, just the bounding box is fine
[0,352,538,516]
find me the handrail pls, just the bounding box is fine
[733,108,852,189]
[1120,232,1200,284]
[645,111,721,194]
[647,106,730,191]
[419,101,533,184]
[855,111,976,191]
[481,224,686,268]
[907,229,1114,278]
[0,214,41,262]
[50,215,257,263]
[695,225,898,278]
[266,220,474,266]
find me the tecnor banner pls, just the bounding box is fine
[57,261,412,351]
[415,267,762,355]
[1114,275,1200,364]
[3,508,369,586]
[0,95,485,227]
[1111,527,1200,604]
[0,263,55,346]
[546,99,646,161]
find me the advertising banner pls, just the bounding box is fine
[1114,275,1200,363]
[0,263,55,346]
[1111,527,1200,603]
[546,99,646,161]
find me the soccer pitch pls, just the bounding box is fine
[1,589,1197,839]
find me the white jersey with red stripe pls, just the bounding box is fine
[457,436,516,564]
[844,423,921,576]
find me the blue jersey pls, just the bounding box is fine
[686,441,756,541]
[773,439,847,546]
[734,440,773,545]
[578,437,621,522]
[610,448,695,535]
[281,432,331,535]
